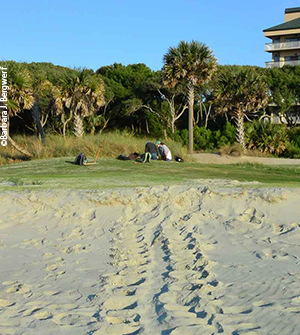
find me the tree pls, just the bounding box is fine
[267,66,300,127]
[97,63,159,134]
[162,40,217,154]
[4,62,34,157]
[213,67,269,152]
[155,88,187,134]
[52,69,105,137]
[31,73,54,139]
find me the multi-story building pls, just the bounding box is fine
[264,7,300,68]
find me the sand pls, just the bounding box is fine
[0,182,299,334]
[193,152,300,165]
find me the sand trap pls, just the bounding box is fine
[0,182,299,334]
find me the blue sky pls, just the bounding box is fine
[2,0,300,71]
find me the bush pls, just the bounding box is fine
[288,127,300,147]
[174,122,236,151]
[214,122,236,147]
[174,129,188,147]
[283,143,300,158]
[283,127,300,158]
[193,127,214,151]
[219,143,244,156]
[245,120,289,156]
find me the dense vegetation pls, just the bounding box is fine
[1,41,300,162]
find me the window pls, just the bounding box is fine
[285,37,300,42]
[285,55,300,61]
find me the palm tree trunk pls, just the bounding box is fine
[7,120,33,157]
[235,111,246,154]
[74,113,84,138]
[187,83,194,154]
[31,101,45,141]
[8,136,33,157]
[99,118,110,135]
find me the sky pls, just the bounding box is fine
[2,0,300,71]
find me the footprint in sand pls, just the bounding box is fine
[22,307,43,317]
[0,299,15,307]
[52,313,87,326]
[61,244,90,254]
[33,310,52,320]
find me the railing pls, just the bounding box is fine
[266,60,300,68]
[265,41,300,51]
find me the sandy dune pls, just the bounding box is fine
[0,182,299,334]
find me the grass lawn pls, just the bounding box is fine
[0,157,300,190]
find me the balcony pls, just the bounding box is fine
[265,41,300,51]
[266,60,300,68]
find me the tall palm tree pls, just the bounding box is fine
[213,67,269,153]
[162,41,217,154]
[5,62,34,157]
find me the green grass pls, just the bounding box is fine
[0,157,299,190]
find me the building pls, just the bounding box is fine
[263,7,300,68]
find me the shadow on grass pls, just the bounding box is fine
[3,154,31,162]
[65,160,76,165]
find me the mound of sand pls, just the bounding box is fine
[0,183,299,334]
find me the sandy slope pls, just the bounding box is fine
[193,153,300,165]
[0,182,299,335]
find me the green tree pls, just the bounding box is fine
[213,67,269,152]
[97,63,163,134]
[31,73,54,139]
[267,66,300,127]
[3,61,34,157]
[162,40,217,154]
[52,69,105,137]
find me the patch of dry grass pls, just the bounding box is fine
[218,143,269,157]
[0,132,187,165]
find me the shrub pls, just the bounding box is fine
[287,127,300,148]
[219,143,244,156]
[245,120,289,156]
[193,127,214,151]
[283,143,300,159]
[174,129,188,147]
[214,122,236,148]
[174,122,236,151]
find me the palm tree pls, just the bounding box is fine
[213,67,269,153]
[162,41,217,154]
[52,69,105,137]
[5,62,34,157]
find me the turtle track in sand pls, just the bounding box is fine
[96,187,226,335]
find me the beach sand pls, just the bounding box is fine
[0,182,299,334]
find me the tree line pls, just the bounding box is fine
[1,40,300,157]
